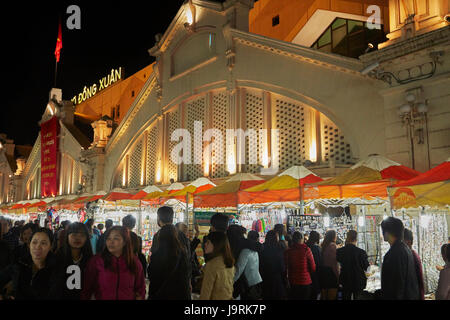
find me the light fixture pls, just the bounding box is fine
[399,104,411,113]
[417,103,428,113]
[406,93,416,102]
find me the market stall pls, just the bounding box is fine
[238,166,323,241]
[388,157,450,294]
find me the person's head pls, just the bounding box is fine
[292,231,304,244]
[122,214,136,230]
[204,231,234,268]
[97,224,104,232]
[33,219,39,225]
[210,213,229,233]
[86,218,94,229]
[14,220,20,227]
[0,217,10,236]
[20,223,38,246]
[226,224,247,259]
[61,220,70,229]
[247,230,259,243]
[307,231,321,246]
[381,217,404,244]
[157,206,174,227]
[175,222,188,237]
[30,228,54,264]
[345,230,358,245]
[321,230,337,250]
[264,230,279,247]
[105,219,114,230]
[403,228,414,248]
[447,236,450,244]
[441,244,449,263]
[274,224,286,237]
[102,226,137,274]
[63,222,93,261]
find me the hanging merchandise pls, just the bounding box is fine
[238,207,287,242]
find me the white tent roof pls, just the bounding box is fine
[279,165,319,180]
[143,185,163,193]
[188,177,216,188]
[351,154,401,171]
[166,182,185,191]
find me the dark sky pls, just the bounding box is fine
[1,1,189,146]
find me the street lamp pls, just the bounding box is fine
[398,88,429,169]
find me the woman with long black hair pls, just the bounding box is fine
[319,230,340,300]
[52,222,93,300]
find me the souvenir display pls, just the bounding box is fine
[239,207,287,243]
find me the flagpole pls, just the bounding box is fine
[54,60,58,87]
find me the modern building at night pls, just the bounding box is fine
[1,0,449,203]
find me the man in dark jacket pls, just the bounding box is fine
[336,230,370,300]
[96,219,113,253]
[148,206,191,299]
[403,228,425,300]
[380,217,420,300]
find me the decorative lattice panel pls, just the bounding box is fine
[245,91,264,174]
[186,98,206,180]
[275,98,307,172]
[146,125,158,185]
[113,162,124,189]
[73,161,80,193]
[211,91,227,178]
[321,116,352,164]
[129,140,143,188]
[168,109,180,182]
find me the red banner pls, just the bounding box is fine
[41,116,60,197]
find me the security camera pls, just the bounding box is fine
[445,14,450,23]
[360,62,380,75]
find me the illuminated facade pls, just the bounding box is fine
[2,0,449,203]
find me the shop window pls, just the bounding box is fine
[131,90,135,97]
[272,15,279,27]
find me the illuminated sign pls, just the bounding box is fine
[71,67,122,105]
[40,116,60,197]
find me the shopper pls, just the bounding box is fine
[233,228,263,300]
[436,244,449,300]
[320,230,340,300]
[285,231,316,300]
[259,230,288,300]
[96,219,113,253]
[403,228,425,300]
[274,224,288,250]
[202,213,229,263]
[122,214,147,277]
[53,220,70,252]
[177,222,202,292]
[0,217,19,251]
[0,220,12,270]
[81,226,145,300]
[97,223,104,235]
[86,219,99,255]
[200,231,235,300]
[0,228,58,300]
[53,222,93,300]
[147,222,190,300]
[380,217,420,300]
[336,230,369,300]
[306,231,322,300]
[13,223,38,263]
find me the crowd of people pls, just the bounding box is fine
[0,211,449,300]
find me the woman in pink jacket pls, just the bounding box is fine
[81,226,146,300]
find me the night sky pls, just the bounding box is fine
[1,1,190,146]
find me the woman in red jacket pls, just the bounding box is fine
[81,226,146,300]
[285,231,316,300]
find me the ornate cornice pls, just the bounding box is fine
[230,29,365,77]
[22,134,41,179]
[106,76,157,153]
[360,26,450,66]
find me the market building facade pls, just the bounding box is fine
[1,0,449,210]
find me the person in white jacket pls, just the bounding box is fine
[436,244,450,300]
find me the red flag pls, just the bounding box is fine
[54,19,62,62]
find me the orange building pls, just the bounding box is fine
[74,64,154,125]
